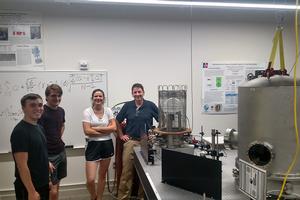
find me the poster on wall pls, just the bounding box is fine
[0,11,44,70]
[201,62,266,114]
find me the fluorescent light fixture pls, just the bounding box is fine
[82,0,299,10]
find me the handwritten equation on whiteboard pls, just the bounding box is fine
[0,73,105,122]
[0,106,23,122]
[0,73,104,96]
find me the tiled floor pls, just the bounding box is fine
[0,189,117,200]
[60,194,116,200]
[0,189,146,200]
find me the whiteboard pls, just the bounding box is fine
[0,71,107,153]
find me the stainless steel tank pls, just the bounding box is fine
[158,85,187,132]
[238,75,300,198]
[156,85,190,148]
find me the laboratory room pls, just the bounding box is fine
[0,0,300,200]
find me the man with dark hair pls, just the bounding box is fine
[11,93,53,200]
[45,84,63,97]
[117,83,159,200]
[131,83,144,92]
[38,84,66,200]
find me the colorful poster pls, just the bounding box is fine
[0,11,44,69]
[201,62,265,114]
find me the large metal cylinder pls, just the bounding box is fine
[158,85,187,132]
[156,85,188,148]
[238,75,300,197]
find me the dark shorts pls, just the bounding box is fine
[14,180,49,200]
[85,139,114,161]
[48,150,67,185]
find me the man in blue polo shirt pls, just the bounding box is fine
[116,83,159,200]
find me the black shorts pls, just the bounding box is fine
[14,180,49,200]
[85,139,114,161]
[48,150,67,185]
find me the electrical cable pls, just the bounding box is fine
[106,101,127,195]
[107,191,119,200]
[106,168,117,194]
[288,52,300,74]
[277,0,300,198]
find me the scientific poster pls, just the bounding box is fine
[201,62,265,114]
[0,11,44,69]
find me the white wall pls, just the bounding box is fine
[192,20,297,133]
[43,15,192,108]
[0,1,299,191]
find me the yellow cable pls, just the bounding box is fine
[277,0,299,199]
[293,0,299,150]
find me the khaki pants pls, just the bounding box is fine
[117,140,142,200]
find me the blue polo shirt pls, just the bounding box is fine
[116,100,159,139]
